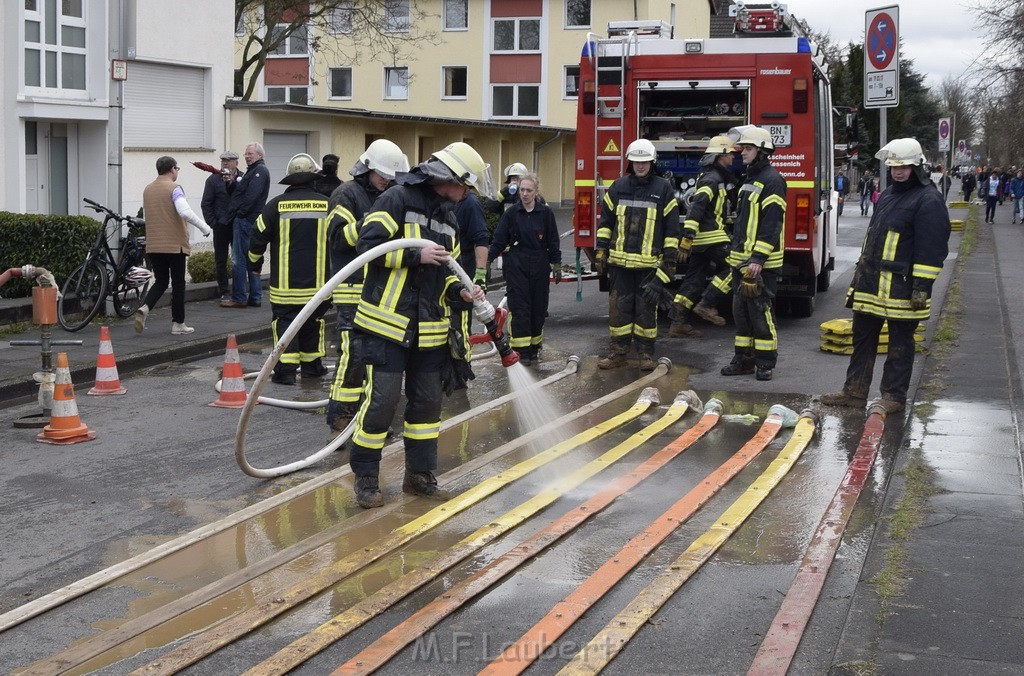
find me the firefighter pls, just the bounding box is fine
[248,154,331,385]
[595,139,681,371]
[821,138,951,413]
[487,173,561,366]
[324,140,410,433]
[349,142,492,508]
[720,125,786,381]
[669,134,738,338]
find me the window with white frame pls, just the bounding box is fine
[267,85,309,104]
[492,84,539,118]
[384,67,409,99]
[564,65,580,98]
[492,18,540,52]
[443,0,468,30]
[329,67,353,99]
[327,1,353,34]
[565,0,591,28]
[23,0,87,91]
[442,66,467,98]
[269,23,308,55]
[384,0,410,33]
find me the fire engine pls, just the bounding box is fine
[573,2,837,317]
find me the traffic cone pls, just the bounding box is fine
[88,326,127,395]
[38,352,96,445]
[210,334,248,408]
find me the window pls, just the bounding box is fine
[442,66,467,99]
[384,66,409,99]
[443,0,467,30]
[384,0,410,33]
[327,1,353,34]
[269,23,308,56]
[564,65,580,98]
[565,0,590,28]
[124,62,207,147]
[492,84,539,118]
[267,85,309,104]
[329,67,352,99]
[23,0,86,91]
[493,18,540,52]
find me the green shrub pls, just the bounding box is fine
[0,212,101,299]
[187,250,230,283]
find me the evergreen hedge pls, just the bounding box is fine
[0,212,101,299]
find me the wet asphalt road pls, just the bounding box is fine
[0,210,958,673]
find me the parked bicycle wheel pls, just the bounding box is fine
[58,259,108,332]
[112,260,153,318]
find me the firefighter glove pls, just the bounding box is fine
[679,238,693,264]
[661,247,678,278]
[473,267,488,292]
[595,249,608,276]
[250,257,264,274]
[551,263,562,284]
[740,271,764,299]
[910,288,929,310]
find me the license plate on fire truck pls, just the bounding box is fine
[765,124,792,147]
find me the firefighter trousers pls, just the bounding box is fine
[675,243,732,310]
[842,312,919,403]
[731,270,778,368]
[327,303,366,425]
[505,249,550,356]
[349,336,446,479]
[271,300,330,369]
[608,266,658,356]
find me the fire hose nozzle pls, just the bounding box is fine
[472,298,519,367]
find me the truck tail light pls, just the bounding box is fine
[793,78,808,114]
[576,191,594,236]
[582,81,595,115]
[794,193,811,241]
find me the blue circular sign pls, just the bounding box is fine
[868,13,897,70]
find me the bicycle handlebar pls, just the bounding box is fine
[83,198,145,229]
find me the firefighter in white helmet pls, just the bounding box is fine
[720,125,786,381]
[248,153,331,385]
[324,139,410,433]
[348,141,491,508]
[485,161,543,215]
[669,134,739,339]
[821,138,950,413]
[595,138,682,371]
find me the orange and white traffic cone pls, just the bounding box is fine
[210,334,248,408]
[38,352,96,445]
[88,325,127,395]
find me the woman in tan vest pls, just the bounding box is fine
[134,156,211,335]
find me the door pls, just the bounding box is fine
[262,132,309,199]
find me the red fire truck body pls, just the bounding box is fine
[573,9,837,316]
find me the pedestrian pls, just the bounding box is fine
[134,156,212,335]
[313,153,343,197]
[668,134,737,339]
[594,139,681,372]
[324,139,409,433]
[981,169,1000,223]
[961,170,976,203]
[247,154,331,385]
[719,125,786,382]
[200,150,242,301]
[821,138,951,413]
[222,142,271,308]
[1010,170,1024,224]
[858,170,875,216]
[349,142,491,509]
[487,173,561,366]
[835,168,850,217]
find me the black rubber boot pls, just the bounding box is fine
[720,360,755,376]
[301,358,328,378]
[354,476,384,509]
[402,471,452,501]
[271,366,297,385]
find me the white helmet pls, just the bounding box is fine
[352,139,410,180]
[432,141,497,199]
[626,139,657,162]
[728,125,775,152]
[504,162,528,180]
[705,135,736,155]
[875,138,925,167]
[124,266,154,288]
[280,153,321,185]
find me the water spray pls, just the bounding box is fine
[443,257,520,367]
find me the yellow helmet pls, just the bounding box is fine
[432,142,497,198]
[705,135,736,155]
[728,125,774,151]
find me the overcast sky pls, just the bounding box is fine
[781,0,984,90]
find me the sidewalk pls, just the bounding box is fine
[831,203,1024,672]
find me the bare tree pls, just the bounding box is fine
[234,1,441,101]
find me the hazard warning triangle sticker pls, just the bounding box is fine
[603,138,619,154]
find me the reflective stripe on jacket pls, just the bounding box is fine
[328,176,381,308]
[726,157,786,270]
[684,165,734,247]
[249,185,329,305]
[597,173,680,269]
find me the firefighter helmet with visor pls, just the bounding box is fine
[350,139,410,180]
[728,125,774,152]
[431,142,497,199]
[875,138,925,167]
[625,139,657,162]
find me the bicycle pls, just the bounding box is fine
[57,198,152,332]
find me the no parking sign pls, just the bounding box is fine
[864,6,899,108]
[938,118,951,152]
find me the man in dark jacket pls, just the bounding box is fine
[821,138,951,413]
[201,150,242,300]
[223,142,271,308]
